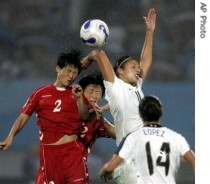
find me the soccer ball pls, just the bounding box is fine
[80,19,109,48]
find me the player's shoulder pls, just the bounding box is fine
[36,84,54,90]
[163,126,185,138]
[32,84,54,94]
[127,127,143,139]
[104,76,119,86]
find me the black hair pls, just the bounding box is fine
[139,95,163,122]
[57,48,82,74]
[113,55,137,74]
[78,73,105,97]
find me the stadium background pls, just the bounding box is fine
[0,0,194,183]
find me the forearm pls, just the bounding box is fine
[99,163,113,180]
[8,114,28,138]
[95,50,115,81]
[99,154,123,177]
[102,118,116,139]
[100,103,110,113]
[140,30,154,80]
[140,8,156,81]
[141,30,154,61]
[81,50,115,82]
[184,150,195,174]
[77,97,89,121]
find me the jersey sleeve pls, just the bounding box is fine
[178,133,191,156]
[20,88,42,116]
[104,77,124,108]
[116,133,136,164]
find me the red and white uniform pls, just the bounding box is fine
[21,84,92,184]
[79,119,110,154]
[21,84,91,143]
[79,118,110,183]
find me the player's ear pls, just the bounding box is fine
[56,66,61,73]
[117,67,123,75]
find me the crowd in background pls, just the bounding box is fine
[0,0,194,82]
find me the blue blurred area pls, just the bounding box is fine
[0,79,195,151]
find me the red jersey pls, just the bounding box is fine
[21,84,92,144]
[79,119,110,154]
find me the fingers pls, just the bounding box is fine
[99,173,108,182]
[72,85,82,93]
[72,85,83,99]
[142,8,156,32]
[100,174,112,182]
[0,143,7,150]
[148,8,156,17]
[143,8,156,20]
[149,9,156,21]
[100,175,105,182]
[93,104,102,119]
[74,87,82,93]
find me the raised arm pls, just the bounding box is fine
[81,50,115,83]
[140,8,156,82]
[72,84,90,121]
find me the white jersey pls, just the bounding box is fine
[117,125,190,184]
[104,76,144,146]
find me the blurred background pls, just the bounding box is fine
[0,0,194,184]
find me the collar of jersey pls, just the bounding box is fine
[144,124,162,128]
[56,87,66,91]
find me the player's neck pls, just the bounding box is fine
[144,121,161,127]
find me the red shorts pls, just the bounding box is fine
[35,140,89,184]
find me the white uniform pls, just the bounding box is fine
[104,76,144,183]
[117,124,191,184]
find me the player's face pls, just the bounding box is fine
[120,60,141,86]
[83,84,103,104]
[56,65,79,87]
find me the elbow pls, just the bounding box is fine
[110,129,116,139]
[79,110,90,121]
[112,134,116,139]
[82,114,90,121]
[81,116,87,121]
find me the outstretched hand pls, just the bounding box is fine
[0,138,12,150]
[143,8,156,32]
